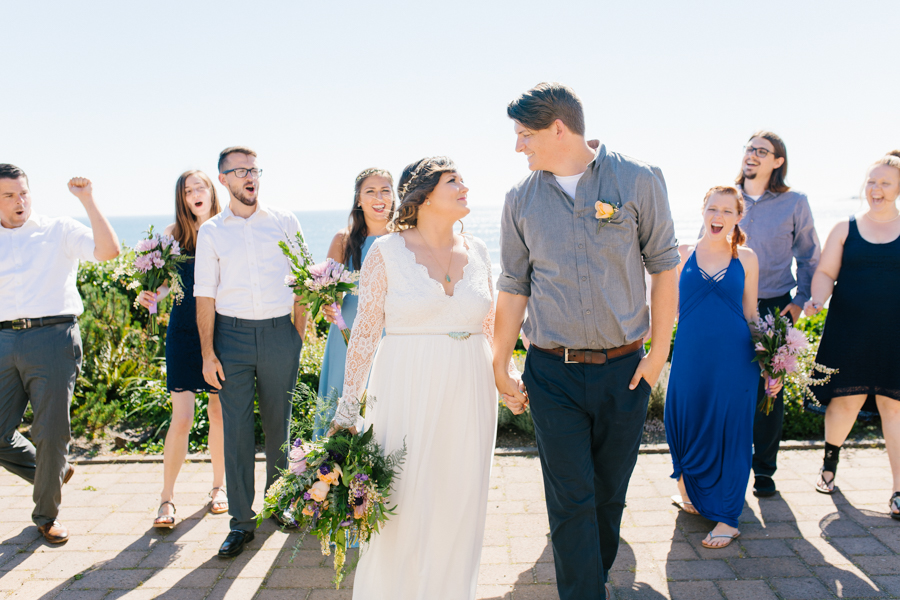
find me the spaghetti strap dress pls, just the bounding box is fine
[664,253,760,528]
[809,216,900,418]
[165,253,215,394]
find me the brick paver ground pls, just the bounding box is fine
[0,447,896,599]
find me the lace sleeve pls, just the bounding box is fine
[332,245,387,429]
[480,245,520,379]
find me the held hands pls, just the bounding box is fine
[496,372,528,415]
[202,354,226,390]
[779,303,803,323]
[803,299,823,317]
[326,422,358,437]
[67,177,93,201]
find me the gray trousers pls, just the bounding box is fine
[214,314,302,532]
[0,322,81,526]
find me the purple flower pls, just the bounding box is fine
[785,328,809,353]
[319,464,331,476]
[303,491,311,501]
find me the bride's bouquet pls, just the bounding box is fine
[279,232,360,344]
[126,226,188,334]
[258,408,406,588]
[751,313,836,415]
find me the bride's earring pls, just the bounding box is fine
[425,201,431,206]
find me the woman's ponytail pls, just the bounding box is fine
[731,223,746,258]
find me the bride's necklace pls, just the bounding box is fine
[417,228,454,283]
[865,210,900,223]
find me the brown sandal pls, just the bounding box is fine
[153,501,176,529]
[209,487,228,515]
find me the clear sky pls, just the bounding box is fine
[4,1,898,219]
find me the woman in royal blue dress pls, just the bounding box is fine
[137,170,227,528]
[313,168,394,438]
[665,186,780,548]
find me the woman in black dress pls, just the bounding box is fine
[804,152,900,518]
[137,170,226,528]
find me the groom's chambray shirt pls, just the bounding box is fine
[498,144,679,350]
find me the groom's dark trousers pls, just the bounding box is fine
[215,314,302,532]
[524,346,651,599]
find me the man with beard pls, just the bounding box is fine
[733,131,820,497]
[194,147,307,557]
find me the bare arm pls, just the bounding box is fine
[738,247,760,323]
[67,178,120,261]
[197,296,224,390]
[492,291,529,413]
[804,221,849,316]
[293,296,308,341]
[629,267,677,389]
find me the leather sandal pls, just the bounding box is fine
[890,492,900,521]
[153,501,176,529]
[671,494,699,515]
[209,486,229,514]
[815,467,836,495]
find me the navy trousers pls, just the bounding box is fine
[753,293,792,479]
[524,347,651,599]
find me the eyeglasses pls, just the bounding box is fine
[743,145,777,159]
[222,168,263,179]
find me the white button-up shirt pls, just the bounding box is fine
[194,203,302,320]
[0,213,97,321]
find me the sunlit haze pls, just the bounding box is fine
[4,1,898,221]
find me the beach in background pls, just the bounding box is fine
[82,196,860,283]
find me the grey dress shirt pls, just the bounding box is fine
[499,144,680,350]
[696,188,820,306]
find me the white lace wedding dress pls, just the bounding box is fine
[334,232,503,600]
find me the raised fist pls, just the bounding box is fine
[67,177,93,200]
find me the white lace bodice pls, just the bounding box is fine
[333,232,505,428]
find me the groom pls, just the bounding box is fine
[493,83,679,599]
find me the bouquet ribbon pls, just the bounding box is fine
[331,302,351,345]
[148,298,157,316]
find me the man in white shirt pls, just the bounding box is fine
[0,164,120,544]
[194,147,307,558]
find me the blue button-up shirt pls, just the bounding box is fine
[499,144,680,350]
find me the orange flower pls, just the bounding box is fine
[595,201,616,220]
[309,480,331,502]
[301,504,315,516]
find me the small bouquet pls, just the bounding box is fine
[258,410,406,588]
[750,313,835,414]
[127,226,188,334]
[279,232,360,344]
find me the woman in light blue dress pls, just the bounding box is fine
[314,168,394,438]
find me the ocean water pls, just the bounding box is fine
[85,197,860,282]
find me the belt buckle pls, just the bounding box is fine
[12,318,29,330]
[564,348,577,364]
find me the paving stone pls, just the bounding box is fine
[509,584,561,599]
[667,580,722,599]
[266,566,345,588]
[54,592,110,600]
[206,577,265,600]
[770,577,834,599]
[715,580,779,600]
[830,536,893,556]
[787,537,853,566]
[256,590,313,600]
[141,566,223,587]
[740,539,795,558]
[872,575,900,596]
[477,563,535,585]
[857,556,900,576]
[663,559,734,580]
[474,584,513,599]
[69,569,155,589]
[729,557,810,578]
[307,590,355,599]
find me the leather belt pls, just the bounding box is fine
[0,315,76,331]
[532,339,644,365]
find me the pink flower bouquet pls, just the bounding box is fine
[128,226,188,334]
[750,313,811,415]
[279,232,360,344]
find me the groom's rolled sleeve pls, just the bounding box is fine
[497,192,531,297]
[637,168,680,275]
[193,227,219,299]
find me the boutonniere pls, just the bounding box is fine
[595,200,620,232]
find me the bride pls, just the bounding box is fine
[329,156,523,599]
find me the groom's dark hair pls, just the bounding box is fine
[0,164,28,184]
[507,82,585,136]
